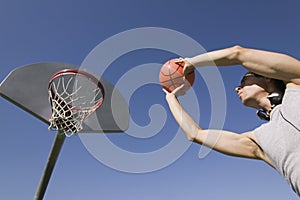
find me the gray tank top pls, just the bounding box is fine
[254,88,300,196]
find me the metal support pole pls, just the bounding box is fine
[34,131,66,200]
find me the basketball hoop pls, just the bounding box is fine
[48,69,105,137]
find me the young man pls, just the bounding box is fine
[163,46,300,196]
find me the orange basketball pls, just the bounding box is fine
[159,59,195,92]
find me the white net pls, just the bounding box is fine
[48,72,104,137]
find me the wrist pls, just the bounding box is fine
[166,92,177,102]
[184,57,196,69]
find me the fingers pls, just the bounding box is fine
[172,84,186,97]
[173,83,185,92]
[174,57,195,76]
[183,66,195,78]
[162,88,169,94]
[162,85,185,97]
[174,57,184,63]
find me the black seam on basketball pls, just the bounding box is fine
[169,66,182,89]
[159,75,184,84]
[168,65,176,89]
[160,65,182,76]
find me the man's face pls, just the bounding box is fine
[235,73,267,108]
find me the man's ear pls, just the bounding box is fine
[264,77,275,92]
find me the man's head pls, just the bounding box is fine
[235,72,286,109]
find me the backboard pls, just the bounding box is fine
[0,62,129,133]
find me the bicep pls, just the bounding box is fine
[194,129,262,159]
[239,47,300,84]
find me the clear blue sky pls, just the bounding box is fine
[1,0,300,199]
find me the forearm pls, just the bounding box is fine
[166,94,201,141]
[185,46,242,68]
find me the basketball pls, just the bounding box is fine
[159,59,195,92]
